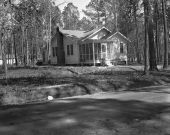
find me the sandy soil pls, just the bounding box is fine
[1,66,170,105]
[0,85,170,135]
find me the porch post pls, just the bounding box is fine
[92,41,95,66]
[101,43,102,58]
[106,43,107,59]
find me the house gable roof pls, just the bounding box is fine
[56,27,130,43]
[60,29,86,39]
[81,27,111,41]
[106,32,131,42]
[59,27,111,40]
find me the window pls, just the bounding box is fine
[89,43,93,60]
[67,44,73,56]
[52,47,58,57]
[93,43,101,60]
[55,47,58,57]
[94,43,98,60]
[70,44,73,55]
[79,44,83,62]
[120,43,123,53]
[86,44,89,60]
[52,47,55,57]
[102,45,106,52]
[107,43,111,59]
[67,45,70,55]
[80,43,94,62]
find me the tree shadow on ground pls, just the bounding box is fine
[1,68,170,106]
[125,85,170,94]
[0,98,169,135]
[128,79,156,89]
[151,70,170,77]
[0,69,167,89]
[0,76,77,86]
[87,70,135,76]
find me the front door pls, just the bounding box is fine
[101,43,107,59]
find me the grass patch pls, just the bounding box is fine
[0,66,170,105]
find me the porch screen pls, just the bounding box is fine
[67,44,73,56]
[79,43,93,62]
[94,43,101,60]
[107,42,111,59]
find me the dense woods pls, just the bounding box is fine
[0,0,170,76]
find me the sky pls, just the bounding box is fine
[55,0,91,18]
[14,0,90,18]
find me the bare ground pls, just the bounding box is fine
[1,65,170,105]
[0,66,170,134]
[0,89,170,135]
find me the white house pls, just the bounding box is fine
[43,27,131,66]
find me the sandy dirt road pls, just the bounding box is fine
[0,85,170,135]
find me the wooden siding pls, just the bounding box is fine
[108,35,128,62]
[51,33,58,64]
[49,27,129,65]
[63,36,79,64]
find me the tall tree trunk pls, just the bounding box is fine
[154,0,160,63]
[31,28,34,66]
[148,19,158,71]
[133,5,140,63]
[7,31,10,66]
[26,29,29,66]
[144,0,149,75]
[1,31,8,84]
[21,26,25,66]
[104,10,107,26]
[34,26,37,67]
[48,2,52,64]
[11,32,14,66]
[10,0,14,66]
[0,34,2,64]
[162,0,169,69]
[13,33,18,66]
[97,0,100,27]
[155,19,160,63]
[114,1,118,31]
[24,29,27,66]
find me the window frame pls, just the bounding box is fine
[67,45,70,56]
[55,47,58,57]
[120,42,124,53]
[70,44,73,55]
[67,44,74,56]
[52,47,55,57]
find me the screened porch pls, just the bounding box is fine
[79,40,115,65]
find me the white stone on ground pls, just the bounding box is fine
[48,96,54,101]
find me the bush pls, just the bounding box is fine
[36,60,43,66]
